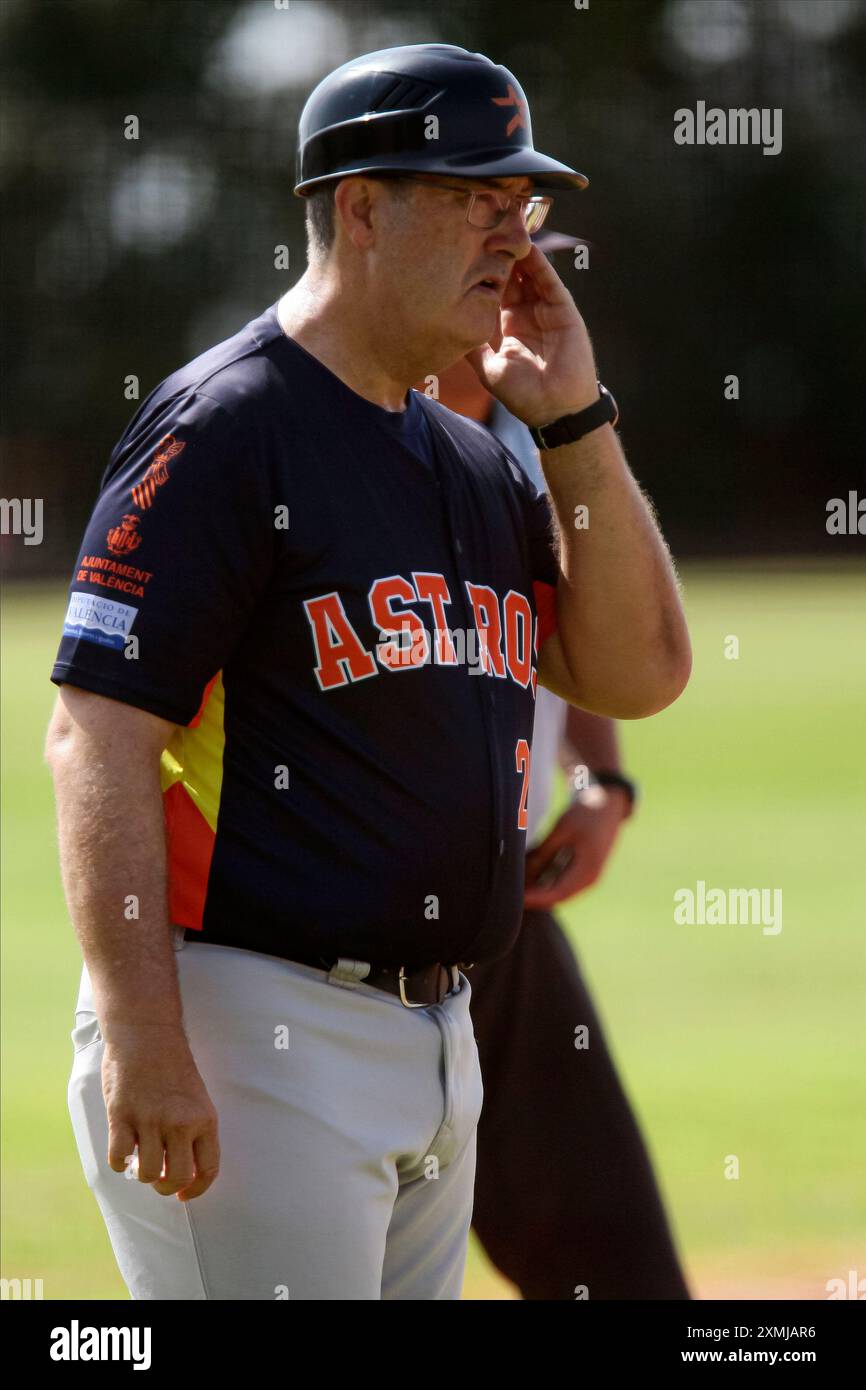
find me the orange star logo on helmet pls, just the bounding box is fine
[491,85,527,138]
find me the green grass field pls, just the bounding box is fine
[2,566,864,1300]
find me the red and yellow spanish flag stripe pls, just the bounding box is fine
[160,673,224,932]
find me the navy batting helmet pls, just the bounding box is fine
[294,44,588,196]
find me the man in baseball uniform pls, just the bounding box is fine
[47,44,691,1300]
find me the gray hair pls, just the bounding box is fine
[304,177,412,260]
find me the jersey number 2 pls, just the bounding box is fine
[515,738,531,830]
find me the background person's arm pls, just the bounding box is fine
[524,706,633,911]
[46,684,220,1201]
[560,705,625,785]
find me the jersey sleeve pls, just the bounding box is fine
[496,442,561,646]
[521,475,560,589]
[50,391,277,725]
[524,479,560,647]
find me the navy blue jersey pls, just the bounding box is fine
[51,301,561,967]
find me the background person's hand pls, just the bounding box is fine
[523,785,631,911]
[101,1024,220,1201]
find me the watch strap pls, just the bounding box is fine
[593,769,638,816]
[529,383,619,450]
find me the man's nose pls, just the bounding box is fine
[484,204,533,261]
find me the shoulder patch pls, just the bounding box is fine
[62,591,139,650]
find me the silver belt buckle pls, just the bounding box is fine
[397,964,459,1008]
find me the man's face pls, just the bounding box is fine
[369,173,536,363]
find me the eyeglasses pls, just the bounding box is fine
[389,176,552,234]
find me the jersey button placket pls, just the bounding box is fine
[445,501,512,897]
[440,477,502,888]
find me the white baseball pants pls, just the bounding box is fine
[67,934,483,1300]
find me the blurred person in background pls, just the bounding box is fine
[431,349,690,1300]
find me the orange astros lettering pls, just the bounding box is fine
[304,592,379,691]
[304,572,541,696]
[465,582,506,678]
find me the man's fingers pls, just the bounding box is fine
[175,1169,218,1202]
[524,852,598,909]
[108,1122,219,1200]
[177,1132,221,1201]
[556,855,598,897]
[107,1122,138,1175]
[517,243,572,303]
[525,826,571,872]
[152,1177,193,1196]
[465,344,492,378]
[135,1129,167,1184]
[150,1132,196,1196]
[524,881,570,910]
[502,269,529,308]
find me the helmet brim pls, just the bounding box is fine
[294,147,588,196]
[530,229,590,254]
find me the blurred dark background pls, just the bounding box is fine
[2,0,865,577]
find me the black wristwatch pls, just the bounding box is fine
[593,770,638,817]
[529,383,619,450]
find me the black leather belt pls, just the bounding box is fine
[371,961,470,1007]
[289,952,470,1007]
[182,930,471,1008]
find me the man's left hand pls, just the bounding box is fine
[466,243,599,428]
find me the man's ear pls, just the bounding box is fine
[333,177,379,250]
